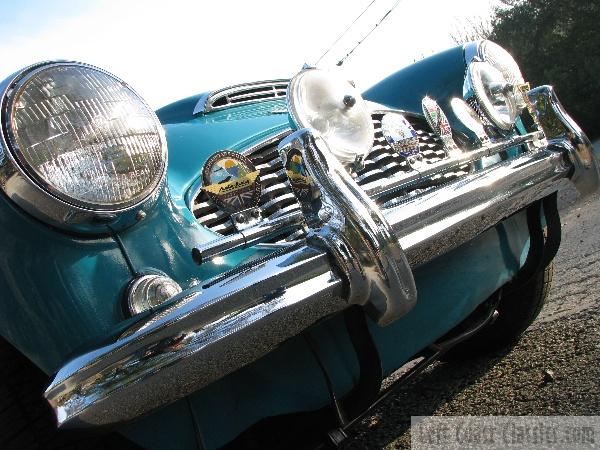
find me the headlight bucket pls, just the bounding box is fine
[0,62,167,233]
[463,40,527,132]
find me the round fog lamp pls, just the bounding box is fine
[468,61,519,131]
[127,274,182,316]
[287,69,374,164]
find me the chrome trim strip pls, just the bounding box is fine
[45,245,344,427]
[193,79,290,115]
[385,148,570,267]
[192,91,211,115]
[192,210,304,264]
[241,128,292,157]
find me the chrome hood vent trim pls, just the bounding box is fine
[193,79,289,115]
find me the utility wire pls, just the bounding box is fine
[337,0,404,66]
[315,0,377,66]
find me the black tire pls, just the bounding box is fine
[0,337,140,450]
[443,261,554,360]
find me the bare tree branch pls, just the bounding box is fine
[450,16,493,45]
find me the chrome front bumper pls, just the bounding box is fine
[45,86,600,428]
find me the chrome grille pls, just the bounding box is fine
[355,113,469,202]
[354,113,451,185]
[191,112,470,237]
[191,131,302,238]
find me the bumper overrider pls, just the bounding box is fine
[45,86,599,428]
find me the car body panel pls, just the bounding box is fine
[0,95,293,374]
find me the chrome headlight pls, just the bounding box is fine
[287,68,374,164]
[0,62,167,230]
[465,40,527,131]
[467,61,519,131]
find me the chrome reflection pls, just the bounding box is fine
[527,86,600,196]
[45,245,344,427]
[278,129,417,326]
[385,149,571,266]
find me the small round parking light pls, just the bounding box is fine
[126,274,182,316]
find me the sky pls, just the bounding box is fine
[0,0,497,109]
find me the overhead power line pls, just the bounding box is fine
[336,0,404,66]
[315,0,377,66]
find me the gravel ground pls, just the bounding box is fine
[342,176,600,449]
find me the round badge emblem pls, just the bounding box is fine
[422,96,456,150]
[380,113,420,157]
[201,151,261,214]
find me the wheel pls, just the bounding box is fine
[0,337,140,450]
[443,261,554,360]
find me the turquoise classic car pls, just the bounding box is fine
[0,39,597,449]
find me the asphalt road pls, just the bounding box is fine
[343,144,600,449]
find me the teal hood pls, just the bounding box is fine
[156,95,290,211]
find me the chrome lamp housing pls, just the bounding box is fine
[0,62,168,233]
[287,68,374,165]
[464,40,527,132]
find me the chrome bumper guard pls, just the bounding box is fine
[45,86,599,428]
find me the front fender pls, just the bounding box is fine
[364,45,466,114]
[363,44,474,143]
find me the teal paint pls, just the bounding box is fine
[0,193,130,373]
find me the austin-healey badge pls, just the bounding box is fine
[201,151,261,213]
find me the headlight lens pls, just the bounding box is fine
[287,69,374,164]
[468,61,519,131]
[3,63,166,211]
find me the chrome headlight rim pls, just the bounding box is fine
[463,40,526,132]
[467,60,519,131]
[0,61,167,229]
[287,67,374,165]
[478,40,524,87]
